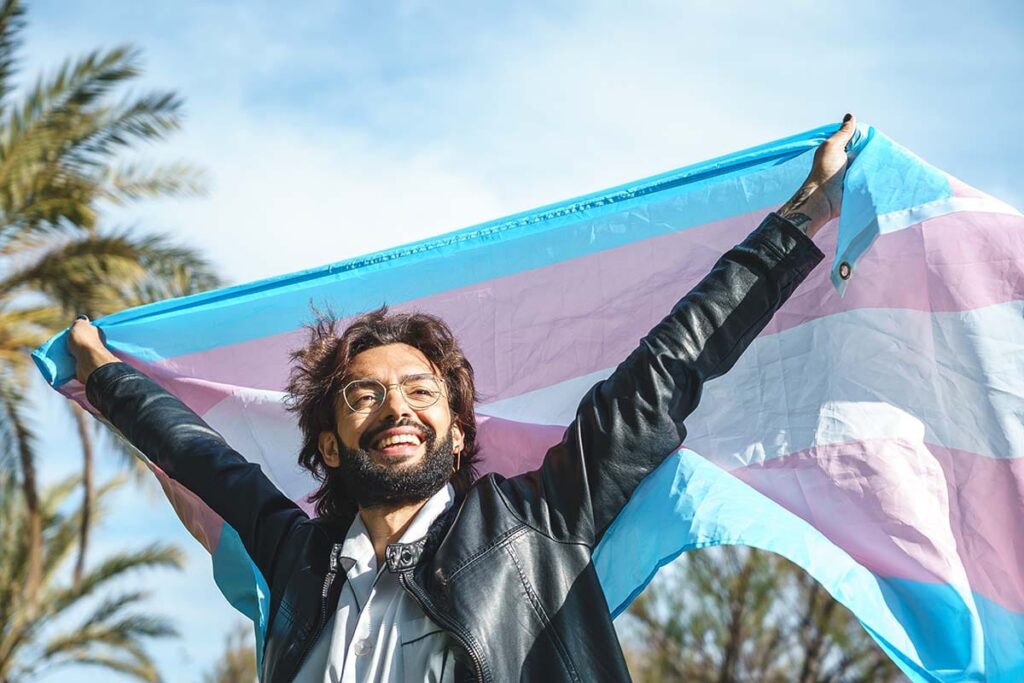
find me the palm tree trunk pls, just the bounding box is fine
[6,399,41,605]
[72,404,93,587]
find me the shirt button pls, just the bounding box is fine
[354,638,373,657]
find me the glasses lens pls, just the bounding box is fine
[400,375,443,409]
[344,379,386,413]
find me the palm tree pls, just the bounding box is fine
[201,624,258,683]
[621,546,903,682]
[0,0,221,605]
[0,471,183,682]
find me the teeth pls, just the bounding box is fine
[374,434,423,449]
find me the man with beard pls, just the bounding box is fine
[67,115,857,682]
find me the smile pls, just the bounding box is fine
[373,433,424,449]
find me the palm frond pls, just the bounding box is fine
[0,46,140,203]
[62,90,183,168]
[101,161,205,203]
[0,45,190,243]
[38,653,159,683]
[0,165,100,236]
[0,304,63,365]
[83,589,147,625]
[48,542,183,615]
[3,45,140,150]
[0,1,25,115]
[44,611,178,657]
[0,231,222,315]
[0,474,182,681]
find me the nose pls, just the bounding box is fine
[377,384,415,420]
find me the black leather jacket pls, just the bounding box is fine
[86,213,822,682]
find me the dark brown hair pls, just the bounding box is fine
[285,306,480,519]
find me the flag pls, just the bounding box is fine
[33,124,1023,682]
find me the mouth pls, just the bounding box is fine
[368,429,427,459]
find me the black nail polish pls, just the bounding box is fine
[843,113,852,123]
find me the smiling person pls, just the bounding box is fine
[68,115,856,683]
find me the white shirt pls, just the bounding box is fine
[293,485,456,683]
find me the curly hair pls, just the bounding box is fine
[285,306,480,519]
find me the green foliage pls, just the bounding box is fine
[201,624,258,683]
[0,472,183,681]
[0,2,225,678]
[621,546,905,682]
[0,0,224,484]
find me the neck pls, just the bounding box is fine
[359,499,429,567]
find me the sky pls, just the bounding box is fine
[20,0,1023,681]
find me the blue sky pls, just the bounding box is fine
[21,1,1023,681]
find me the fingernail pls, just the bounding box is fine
[75,314,89,321]
[843,113,852,123]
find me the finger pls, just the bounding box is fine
[831,112,857,145]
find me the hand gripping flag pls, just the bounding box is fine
[34,124,1024,682]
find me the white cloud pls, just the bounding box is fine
[82,0,1018,284]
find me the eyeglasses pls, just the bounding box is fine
[341,374,446,414]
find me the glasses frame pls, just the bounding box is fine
[340,374,447,415]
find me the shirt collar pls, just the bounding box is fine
[398,483,454,544]
[340,483,455,572]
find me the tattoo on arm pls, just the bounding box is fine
[779,184,816,234]
[780,211,812,233]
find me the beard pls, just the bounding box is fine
[334,419,455,509]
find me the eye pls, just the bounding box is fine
[402,377,442,406]
[344,381,385,411]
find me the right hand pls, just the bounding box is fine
[779,113,857,238]
[68,317,119,384]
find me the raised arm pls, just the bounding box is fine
[510,116,856,545]
[68,322,307,590]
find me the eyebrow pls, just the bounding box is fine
[345,372,437,384]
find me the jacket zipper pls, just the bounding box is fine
[290,543,343,679]
[398,571,487,682]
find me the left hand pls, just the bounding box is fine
[779,113,857,238]
[68,317,119,384]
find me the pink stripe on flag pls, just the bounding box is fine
[152,209,1023,410]
[147,461,224,553]
[731,438,1024,613]
[475,415,566,477]
[150,208,769,401]
[948,174,992,199]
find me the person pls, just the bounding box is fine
[68,115,857,682]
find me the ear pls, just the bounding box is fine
[451,422,465,455]
[318,431,341,468]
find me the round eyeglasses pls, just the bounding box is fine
[341,374,445,414]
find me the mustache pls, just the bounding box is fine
[358,418,433,450]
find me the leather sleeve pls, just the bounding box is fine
[513,213,824,545]
[86,363,307,588]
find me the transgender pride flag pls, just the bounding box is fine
[34,124,1023,682]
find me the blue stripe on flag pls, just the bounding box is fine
[594,448,1023,683]
[35,125,848,386]
[211,524,271,672]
